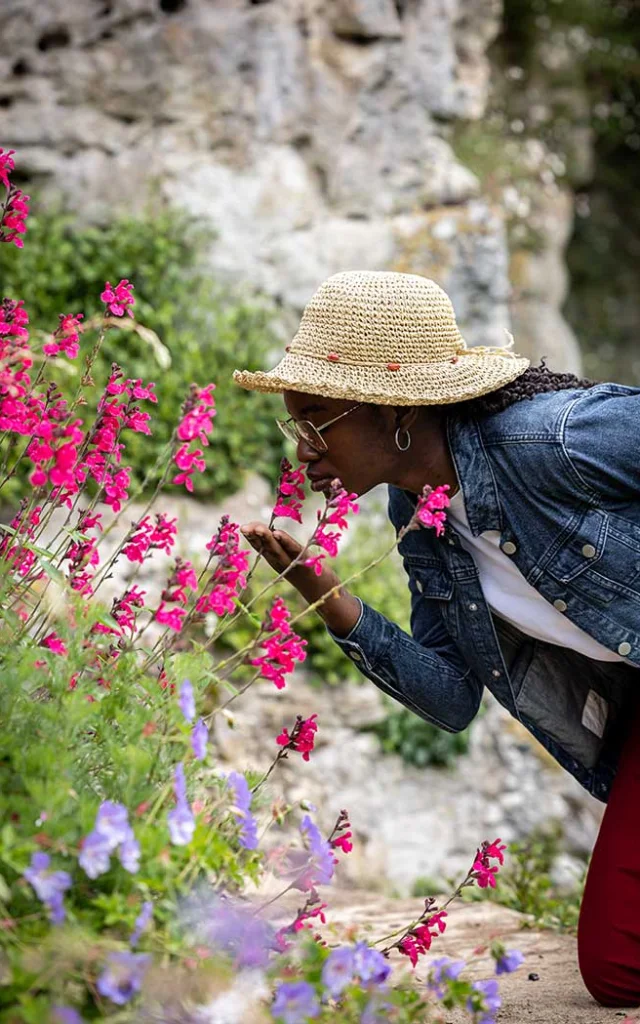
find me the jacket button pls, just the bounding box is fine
[553,599,567,612]
[468,602,478,611]
[415,579,424,593]
[492,669,502,678]
[582,543,597,558]
[618,641,632,656]
[501,541,517,555]
[350,650,362,661]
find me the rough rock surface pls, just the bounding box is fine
[0,0,579,365]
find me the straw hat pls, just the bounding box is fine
[233,271,529,406]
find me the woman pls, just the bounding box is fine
[234,270,640,1007]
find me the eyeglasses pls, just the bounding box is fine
[276,403,365,453]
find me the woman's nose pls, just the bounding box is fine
[296,437,321,464]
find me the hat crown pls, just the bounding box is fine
[290,271,465,366]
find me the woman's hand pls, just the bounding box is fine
[240,522,362,637]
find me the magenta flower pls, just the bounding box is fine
[415,484,450,536]
[0,148,16,189]
[273,458,306,523]
[96,951,150,1005]
[43,313,83,359]
[41,632,68,656]
[250,597,307,690]
[0,188,30,248]
[276,713,318,761]
[304,479,359,575]
[155,603,186,631]
[100,279,135,318]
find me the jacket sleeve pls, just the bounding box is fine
[562,384,640,503]
[328,493,484,732]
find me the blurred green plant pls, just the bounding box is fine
[365,707,472,769]
[0,204,284,500]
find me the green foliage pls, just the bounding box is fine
[365,706,472,769]
[0,203,284,499]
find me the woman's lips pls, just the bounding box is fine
[309,477,332,492]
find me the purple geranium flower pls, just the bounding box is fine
[168,801,195,846]
[23,851,71,925]
[118,827,141,873]
[130,900,153,948]
[182,892,275,969]
[495,949,524,975]
[178,679,195,723]
[427,957,466,998]
[468,978,502,1024]
[322,946,355,997]
[78,830,112,879]
[173,761,188,804]
[272,980,319,1024]
[94,801,130,850]
[96,951,151,1005]
[300,814,334,885]
[352,941,391,986]
[191,718,208,760]
[227,771,259,850]
[52,1008,84,1024]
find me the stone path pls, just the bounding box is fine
[300,891,639,1024]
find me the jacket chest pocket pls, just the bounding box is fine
[546,509,640,605]
[404,554,459,636]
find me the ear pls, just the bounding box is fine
[394,406,420,431]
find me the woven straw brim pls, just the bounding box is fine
[233,351,530,406]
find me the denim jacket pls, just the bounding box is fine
[331,384,640,802]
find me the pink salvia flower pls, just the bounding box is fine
[276,713,318,761]
[0,148,15,190]
[415,484,450,537]
[0,189,30,248]
[196,517,249,617]
[100,279,135,318]
[250,596,307,689]
[42,313,83,359]
[41,633,68,656]
[303,478,359,576]
[155,603,186,632]
[274,458,306,523]
[176,383,216,445]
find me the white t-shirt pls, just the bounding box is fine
[447,488,625,663]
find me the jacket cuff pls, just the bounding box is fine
[327,599,391,671]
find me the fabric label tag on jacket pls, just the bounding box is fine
[582,689,608,738]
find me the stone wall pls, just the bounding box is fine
[0,0,580,365]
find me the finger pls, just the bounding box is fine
[273,530,303,557]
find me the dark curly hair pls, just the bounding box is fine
[450,361,597,419]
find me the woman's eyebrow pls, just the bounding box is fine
[299,403,327,416]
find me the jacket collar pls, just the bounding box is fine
[446,413,503,537]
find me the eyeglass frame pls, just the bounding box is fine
[276,402,365,453]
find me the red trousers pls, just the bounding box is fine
[578,701,640,1006]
